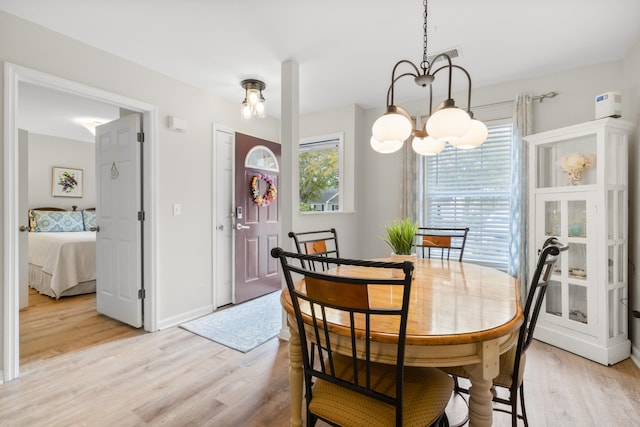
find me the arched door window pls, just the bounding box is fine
[245,145,279,172]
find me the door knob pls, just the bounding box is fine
[236,223,250,230]
[217,225,224,231]
[19,225,29,232]
[90,226,100,232]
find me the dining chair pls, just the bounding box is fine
[271,248,454,427]
[288,228,340,271]
[415,227,469,261]
[445,237,569,427]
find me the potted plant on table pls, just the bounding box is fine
[383,218,418,277]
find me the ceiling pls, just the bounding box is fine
[18,82,120,143]
[3,0,640,140]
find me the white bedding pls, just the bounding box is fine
[28,231,96,298]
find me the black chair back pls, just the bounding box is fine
[416,227,469,261]
[515,237,569,366]
[271,248,414,426]
[288,228,340,271]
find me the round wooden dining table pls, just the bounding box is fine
[280,257,524,427]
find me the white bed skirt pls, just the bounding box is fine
[29,264,96,299]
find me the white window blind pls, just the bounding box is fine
[420,123,513,270]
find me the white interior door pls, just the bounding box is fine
[95,114,142,327]
[18,129,29,309]
[214,127,234,308]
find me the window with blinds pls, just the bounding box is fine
[419,123,513,270]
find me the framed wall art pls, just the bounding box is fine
[52,166,83,198]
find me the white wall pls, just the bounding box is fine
[623,38,640,363]
[26,133,96,210]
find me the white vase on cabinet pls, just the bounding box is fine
[525,118,634,365]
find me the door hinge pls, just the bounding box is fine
[137,132,145,143]
[138,289,146,299]
[138,211,145,221]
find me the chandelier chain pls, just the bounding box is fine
[421,0,429,72]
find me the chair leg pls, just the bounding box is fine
[306,409,317,427]
[438,413,450,427]
[510,386,518,427]
[519,384,529,427]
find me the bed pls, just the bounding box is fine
[27,207,97,299]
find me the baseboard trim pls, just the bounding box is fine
[631,344,640,369]
[534,325,630,365]
[279,327,291,341]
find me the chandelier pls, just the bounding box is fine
[240,79,266,119]
[371,0,488,155]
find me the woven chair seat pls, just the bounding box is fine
[311,354,453,427]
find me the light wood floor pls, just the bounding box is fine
[4,290,639,426]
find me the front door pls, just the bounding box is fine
[95,114,143,327]
[234,133,281,303]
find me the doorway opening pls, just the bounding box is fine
[3,63,158,381]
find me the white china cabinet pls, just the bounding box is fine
[526,118,634,365]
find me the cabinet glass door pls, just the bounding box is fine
[537,193,595,333]
[535,134,597,188]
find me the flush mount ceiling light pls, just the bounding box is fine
[79,119,106,136]
[371,0,488,155]
[240,79,266,120]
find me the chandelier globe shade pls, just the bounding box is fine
[370,136,404,154]
[371,107,413,144]
[425,102,472,142]
[449,118,489,149]
[412,135,445,156]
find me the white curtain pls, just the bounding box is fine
[509,94,533,294]
[401,131,418,223]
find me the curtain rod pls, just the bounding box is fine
[471,91,559,110]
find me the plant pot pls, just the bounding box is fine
[390,253,417,278]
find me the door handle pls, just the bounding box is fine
[217,225,224,231]
[236,223,250,230]
[90,226,100,232]
[19,225,29,232]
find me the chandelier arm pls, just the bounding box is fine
[431,63,473,112]
[426,53,454,99]
[428,84,433,119]
[388,60,421,106]
[451,64,473,112]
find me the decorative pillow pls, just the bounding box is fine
[33,210,84,232]
[82,209,96,231]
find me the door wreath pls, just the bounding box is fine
[250,173,277,207]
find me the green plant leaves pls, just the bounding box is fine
[383,218,418,255]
